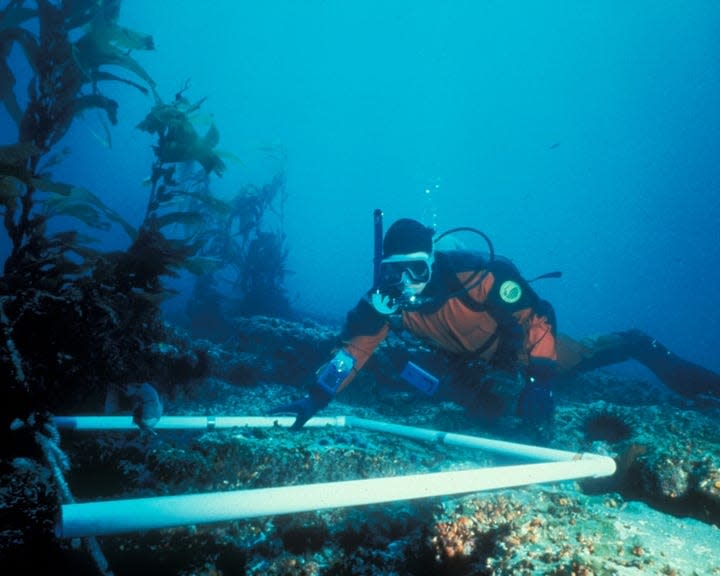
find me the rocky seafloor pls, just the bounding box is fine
[2,316,719,575]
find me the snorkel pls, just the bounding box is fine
[370,208,400,313]
[372,208,384,290]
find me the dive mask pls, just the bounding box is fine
[378,252,433,287]
[371,252,434,315]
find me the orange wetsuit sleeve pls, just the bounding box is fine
[335,324,390,394]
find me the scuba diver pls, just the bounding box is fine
[272,214,720,429]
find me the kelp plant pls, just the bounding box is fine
[0,2,297,570]
[0,1,227,444]
[186,167,292,340]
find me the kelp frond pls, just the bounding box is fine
[41,184,137,240]
[72,6,156,93]
[0,2,36,30]
[138,97,226,177]
[7,0,157,149]
[0,24,39,126]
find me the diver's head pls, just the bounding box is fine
[379,219,435,300]
[382,218,434,258]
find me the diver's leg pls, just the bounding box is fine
[560,330,720,400]
[616,330,720,399]
[555,333,632,372]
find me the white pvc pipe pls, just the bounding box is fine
[58,457,615,538]
[52,415,346,431]
[53,415,603,464]
[344,416,591,462]
[55,414,616,538]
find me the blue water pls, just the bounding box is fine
[2,0,719,375]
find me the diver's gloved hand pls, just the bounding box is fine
[516,358,557,425]
[269,385,332,430]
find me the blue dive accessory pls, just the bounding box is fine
[316,349,356,395]
[517,358,557,425]
[400,361,440,396]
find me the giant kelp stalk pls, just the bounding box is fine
[0,0,161,440]
[0,1,242,569]
[0,1,294,567]
[0,0,293,417]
